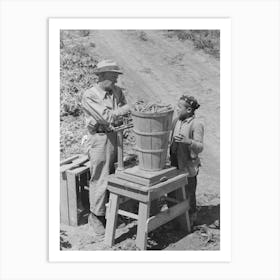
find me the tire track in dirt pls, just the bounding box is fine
[90,30,220,203]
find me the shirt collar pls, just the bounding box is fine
[93,84,106,99]
[182,115,195,124]
[95,84,114,100]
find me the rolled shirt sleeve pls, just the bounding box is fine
[82,92,115,126]
[81,85,129,130]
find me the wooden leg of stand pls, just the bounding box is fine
[176,186,191,233]
[136,202,150,250]
[105,193,120,247]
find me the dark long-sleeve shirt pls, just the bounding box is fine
[170,116,204,177]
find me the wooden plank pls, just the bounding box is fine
[107,185,149,202]
[143,118,152,169]
[149,118,152,170]
[104,193,120,247]
[136,202,150,250]
[108,176,149,192]
[165,197,180,204]
[174,186,191,233]
[66,161,90,177]
[66,171,78,226]
[79,172,90,211]
[108,173,184,193]
[60,172,70,225]
[109,173,186,199]
[60,155,80,166]
[118,209,138,220]
[116,131,124,171]
[117,166,178,187]
[60,155,89,174]
[149,174,187,200]
[124,165,177,179]
[115,171,150,186]
[147,200,189,233]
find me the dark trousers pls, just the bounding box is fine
[186,176,197,214]
[169,147,198,214]
[167,176,197,214]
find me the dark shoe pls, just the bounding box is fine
[88,213,105,235]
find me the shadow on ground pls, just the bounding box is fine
[60,204,220,251]
[113,204,220,250]
[60,230,72,250]
[196,204,220,226]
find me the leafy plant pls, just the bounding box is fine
[60,41,98,117]
[166,30,220,58]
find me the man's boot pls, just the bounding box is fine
[88,212,105,235]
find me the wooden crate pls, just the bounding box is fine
[60,155,90,226]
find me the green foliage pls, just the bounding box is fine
[60,115,87,159]
[167,30,220,58]
[60,40,98,117]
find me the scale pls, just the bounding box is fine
[105,113,190,250]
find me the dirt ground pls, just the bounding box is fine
[60,30,220,250]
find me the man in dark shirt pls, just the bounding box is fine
[169,95,204,226]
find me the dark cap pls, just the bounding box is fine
[180,95,200,110]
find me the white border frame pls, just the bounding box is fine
[49,18,231,262]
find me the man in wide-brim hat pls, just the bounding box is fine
[81,59,130,236]
[93,60,124,75]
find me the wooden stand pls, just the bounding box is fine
[105,172,191,250]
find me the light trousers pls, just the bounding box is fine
[87,132,117,216]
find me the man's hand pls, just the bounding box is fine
[174,133,192,145]
[123,129,130,138]
[112,104,130,117]
[112,115,123,127]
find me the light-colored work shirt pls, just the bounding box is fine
[170,116,204,177]
[81,84,127,133]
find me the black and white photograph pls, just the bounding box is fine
[56,23,226,253]
[1,0,280,279]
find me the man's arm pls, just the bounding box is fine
[114,87,130,115]
[169,118,179,144]
[117,87,127,106]
[173,120,204,155]
[81,91,115,125]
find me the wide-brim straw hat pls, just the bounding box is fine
[94,59,123,74]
